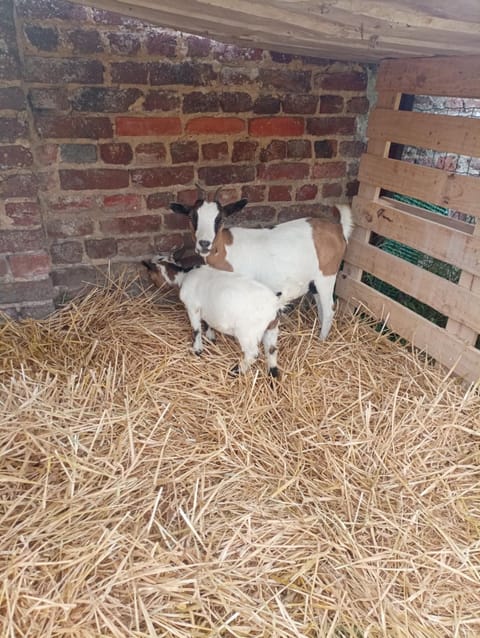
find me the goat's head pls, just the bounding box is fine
[142,246,186,288]
[170,188,247,257]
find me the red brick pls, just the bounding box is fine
[116,116,181,136]
[260,140,286,162]
[232,140,257,163]
[306,117,355,136]
[0,116,28,142]
[296,184,318,201]
[49,195,98,213]
[85,238,117,259]
[347,97,370,114]
[183,92,220,113]
[0,145,33,169]
[1,279,53,304]
[46,218,94,238]
[186,117,245,135]
[91,7,141,25]
[116,236,155,257]
[51,266,97,291]
[0,55,21,82]
[146,31,177,56]
[312,161,347,179]
[268,186,292,202]
[60,169,129,190]
[103,193,142,212]
[214,43,262,63]
[249,117,304,137]
[314,139,337,158]
[25,25,59,52]
[320,95,344,114]
[186,36,211,58]
[67,29,104,54]
[8,252,51,278]
[220,92,253,113]
[163,211,190,231]
[282,94,318,114]
[36,143,59,165]
[197,165,255,186]
[253,96,281,115]
[346,180,359,197]
[287,139,311,159]
[171,141,199,163]
[257,162,309,181]
[319,71,367,91]
[36,116,113,139]
[50,241,83,264]
[5,201,41,227]
[111,62,149,84]
[202,142,229,161]
[19,301,55,319]
[28,88,69,111]
[241,184,266,203]
[322,182,343,198]
[24,57,103,84]
[220,67,257,86]
[17,0,88,20]
[146,192,173,210]
[270,51,294,64]
[259,69,311,92]
[100,143,133,165]
[0,229,45,252]
[135,143,166,163]
[131,166,193,188]
[3,173,39,198]
[0,86,25,110]
[107,32,141,56]
[72,87,142,112]
[143,91,180,112]
[150,62,216,86]
[339,141,366,158]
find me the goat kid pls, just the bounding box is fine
[170,198,353,340]
[143,258,283,377]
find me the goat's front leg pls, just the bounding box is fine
[262,319,280,378]
[230,336,259,375]
[186,307,203,355]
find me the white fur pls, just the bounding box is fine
[195,202,220,256]
[194,204,353,340]
[157,264,283,375]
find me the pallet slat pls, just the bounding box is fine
[367,109,480,157]
[358,154,480,218]
[352,196,480,277]
[335,275,480,384]
[345,238,480,334]
[376,55,480,97]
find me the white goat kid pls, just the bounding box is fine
[143,258,283,377]
[170,198,353,341]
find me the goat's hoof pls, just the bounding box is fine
[268,366,279,379]
[229,364,240,377]
[192,349,203,356]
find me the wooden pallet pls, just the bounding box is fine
[338,54,480,384]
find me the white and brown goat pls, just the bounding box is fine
[143,257,283,377]
[170,197,353,340]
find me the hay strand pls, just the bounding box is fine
[1,280,479,637]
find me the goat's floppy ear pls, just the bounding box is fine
[222,198,248,217]
[170,203,191,215]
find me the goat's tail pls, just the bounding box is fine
[337,204,354,242]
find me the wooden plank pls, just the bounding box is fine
[367,109,480,157]
[382,197,474,235]
[376,55,480,98]
[345,238,480,333]
[353,196,480,277]
[335,275,480,384]
[358,154,480,218]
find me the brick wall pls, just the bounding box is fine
[0,0,373,317]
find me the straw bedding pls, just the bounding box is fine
[1,277,479,638]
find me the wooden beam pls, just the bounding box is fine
[358,155,480,218]
[367,109,480,157]
[353,196,480,277]
[377,55,480,97]
[336,275,480,384]
[345,238,480,333]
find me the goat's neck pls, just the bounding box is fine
[205,229,233,271]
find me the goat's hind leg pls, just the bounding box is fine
[230,336,259,376]
[262,318,280,378]
[313,274,337,341]
[186,307,204,355]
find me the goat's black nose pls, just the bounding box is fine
[199,240,210,249]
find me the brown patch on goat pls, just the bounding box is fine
[308,217,347,276]
[266,317,279,331]
[205,229,234,271]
